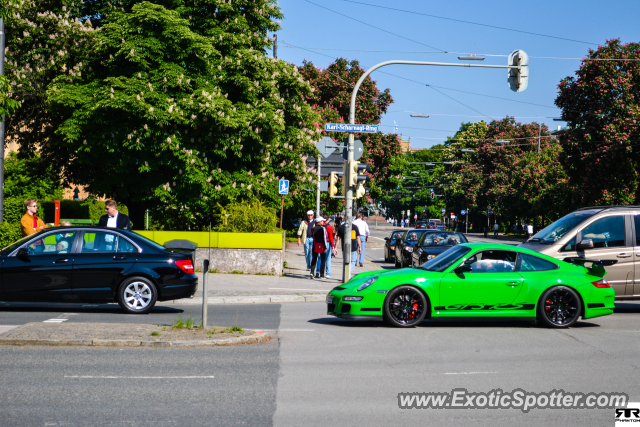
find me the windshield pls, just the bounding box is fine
[421,245,472,272]
[532,211,596,243]
[421,232,468,246]
[405,230,426,243]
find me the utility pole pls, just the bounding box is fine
[342,56,528,283]
[0,17,5,223]
[316,157,321,217]
[273,34,277,59]
[537,123,541,153]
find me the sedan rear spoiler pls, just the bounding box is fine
[563,257,618,277]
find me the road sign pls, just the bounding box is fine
[341,138,364,161]
[461,210,466,215]
[278,180,289,195]
[315,136,337,159]
[324,123,379,133]
[487,209,492,215]
[441,208,446,213]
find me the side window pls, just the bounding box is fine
[581,216,625,249]
[25,231,76,255]
[464,250,517,273]
[635,215,640,246]
[517,254,558,272]
[82,231,118,253]
[561,236,576,252]
[117,237,137,253]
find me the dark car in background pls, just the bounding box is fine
[0,227,198,314]
[394,229,428,268]
[410,231,469,267]
[384,229,405,263]
[415,221,428,229]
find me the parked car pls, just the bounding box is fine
[411,231,469,267]
[415,221,428,229]
[0,227,198,314]
[394,229,429,268]
[327,243,615,328]
[384,229,405,263]
[519,206,640,299]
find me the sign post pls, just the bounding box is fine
[202,259,209,328]
[54,200,60,226]
[278,180,289,229]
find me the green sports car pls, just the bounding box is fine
[327,243,615,328]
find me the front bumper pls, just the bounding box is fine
[326,293,383,321]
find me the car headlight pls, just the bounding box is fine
[343,296,364,301]
[427,254,435,260]
[357,276,378,292]
[404,246,413,252]
[390,245,395,250]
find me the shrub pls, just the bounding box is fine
[0,222,23,249]
[215,199,279,233]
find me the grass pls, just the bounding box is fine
[150,331,160,337]
[186,316,194,329]
[283,261,289,268]
[208,268,219,273]
[225,326,244,333]
[230,270,245,274]
[255,272,276,276]
[172,316,185,329]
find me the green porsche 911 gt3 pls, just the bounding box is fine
[327,243,615,328]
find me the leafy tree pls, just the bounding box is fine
[47,0,320,229]
[3,152,63,201]
[556,39,640,206]
[214,198,278,233]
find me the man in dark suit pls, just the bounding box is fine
[98,199,132,230]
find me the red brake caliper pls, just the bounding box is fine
[545,299,552,312]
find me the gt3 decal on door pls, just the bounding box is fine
[433,303,535,311]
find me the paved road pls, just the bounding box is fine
[2,301,640,426]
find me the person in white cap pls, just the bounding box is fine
[297,210,315,270]
[310,216,328,279]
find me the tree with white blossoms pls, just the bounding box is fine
[2,0,96,158]
[47,0,321,229]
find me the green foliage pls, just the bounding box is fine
[47,0,319,229]
[3,152,63,201]
[214,198,278,233]
[171,316,185,329]
[3,198,28,224]
[39,199,129,223]
[0,75,20,119]
[0,222,23,249]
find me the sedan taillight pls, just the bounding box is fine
[591,279,610,288]
[175,259,195,274]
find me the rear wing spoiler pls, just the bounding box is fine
[563,257,618,277]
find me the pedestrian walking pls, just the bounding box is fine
[20,198,47,237]
[352,212,370,267]
[297,210,315,270]
[316,217,335,278]
[494,222,499,238]
[98,199,132,230]
[527,223,534,240]
[310,217,329,280]
[517,223,523,237]
[337,220,361,273]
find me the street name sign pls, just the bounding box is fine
[324,123,379,133]
[278,180,289,195]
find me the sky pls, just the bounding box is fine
[274,0,640,149]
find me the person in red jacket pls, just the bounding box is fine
[314,218,336,279]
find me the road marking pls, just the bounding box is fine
[268,288,332,292]
[369,236,386,241]
[43,319,68,323]
[444,372,497,375]
[65,375,215,379]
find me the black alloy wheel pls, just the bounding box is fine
[538,286,582,328]
[384,286,428,327]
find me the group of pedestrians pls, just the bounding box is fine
[297,210,370,279]
[386,217,408,228]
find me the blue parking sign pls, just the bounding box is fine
[279,180,289,195]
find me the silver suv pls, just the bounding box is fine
[519,206,640,299]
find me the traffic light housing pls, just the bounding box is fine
[354,163,371,199]
[342,161,348,195]
[348,160,359,186]
[508,49,529,92]
[328,172,339,197]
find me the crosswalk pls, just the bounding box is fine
[43,313,79,323]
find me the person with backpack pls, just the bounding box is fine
[315,217,336,278]
[310,217,329,280]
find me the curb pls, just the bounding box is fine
[163,294,326,305]
[0,331,271,348]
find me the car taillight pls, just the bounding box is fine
[591,279,610,288]
[175,259,195,274]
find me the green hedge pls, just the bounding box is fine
[0,222,23,249]
[40,199,129,224]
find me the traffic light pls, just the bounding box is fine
[348,160,359,186]
[508,49,529,92]
[430,191,435,200]
[328,172,338,197]
[354,163,371,199]
[342,161,348,195]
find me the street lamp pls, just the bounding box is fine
[495,140,509,143]
[458,55,485,61]
[410,114,430,118]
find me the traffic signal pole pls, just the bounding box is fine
[342,58,527,283]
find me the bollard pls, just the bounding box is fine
[202,259,209,328]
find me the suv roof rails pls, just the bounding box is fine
[576,205,640,211]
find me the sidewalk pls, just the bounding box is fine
[163,242,392,305]
[465,233,525,245]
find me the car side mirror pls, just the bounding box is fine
[454,264,472,274]
[577,239,594,250]
[17,247,29,258]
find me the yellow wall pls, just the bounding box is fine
[133,231,283,250]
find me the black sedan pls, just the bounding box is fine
[415,220,428,229]
[394,229,429,268]
[0,226,198,314]
[410,231,468,267]
[383,229,405,264]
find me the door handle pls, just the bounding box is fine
[507,281,521,286]
[113,255,127,260]
[617,253,631,258]
[54,258,69,264]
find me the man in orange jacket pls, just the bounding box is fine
[20,198,47,237]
